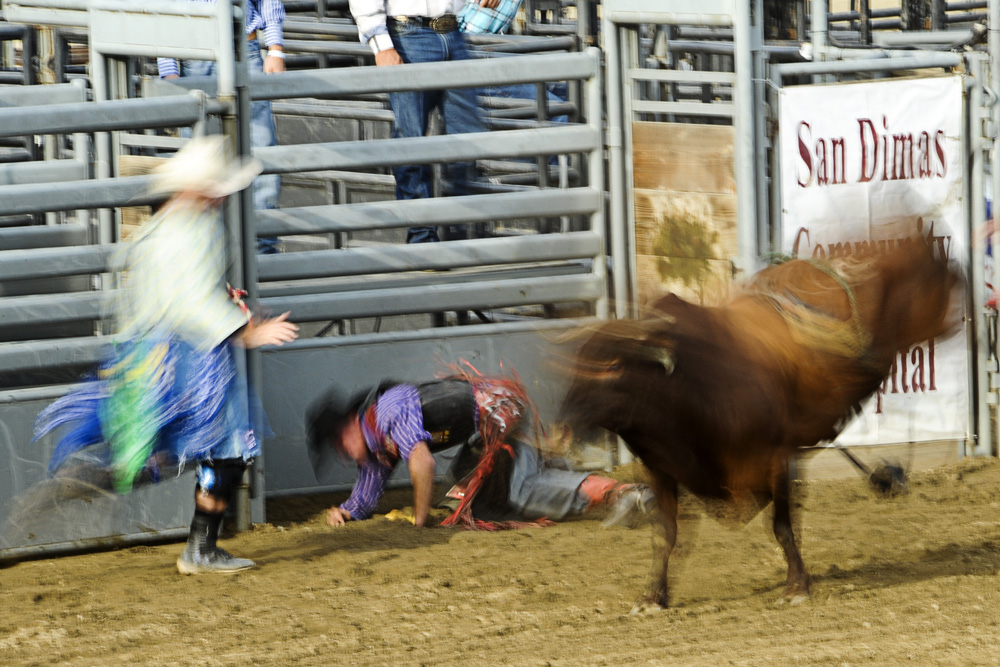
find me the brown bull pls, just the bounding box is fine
[557,240,960,609]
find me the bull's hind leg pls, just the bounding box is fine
[770,459,810,603]
[633,474,677,613]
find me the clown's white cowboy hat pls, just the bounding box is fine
[149,135,263,198]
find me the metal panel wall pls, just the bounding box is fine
[0,391,193,560]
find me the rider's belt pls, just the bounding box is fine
[391,14,458,33]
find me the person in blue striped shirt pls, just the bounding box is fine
[307,374,655,531]
[157,0,286,254]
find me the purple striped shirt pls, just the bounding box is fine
[157,0,286,78]
[340,384,433,521]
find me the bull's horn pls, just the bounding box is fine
[656,349,675,375]
[636,345,675,375]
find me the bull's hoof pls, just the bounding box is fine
[630,594,668,615]
[869,462,907,497]
[777,585,811,606]
[779,592,810,606]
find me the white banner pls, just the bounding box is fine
[778,75,969,446]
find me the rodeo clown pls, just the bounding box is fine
[33,137,299,574]
[306,363,655,530]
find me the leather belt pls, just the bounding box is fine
[390,14,458,33]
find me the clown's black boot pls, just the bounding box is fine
[176,511,254,575]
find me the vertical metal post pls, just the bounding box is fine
[593,28,631,465]
[733,1,758,274]
[87,47,115,250]
[769,52,787,255]
[534,82,552,233]
[988,0,1000,457]
[970,54,992,458]
[576,0,592,46]
[584,47,607,322]
[622,26,640,317]
[230,0,266,528]
[601,16,629,320]
[72,79,92,236]
[858,0,871,46]
[752,0,771,258]
[21,25,37,86]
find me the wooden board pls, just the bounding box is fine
[118,155,165,240]
[631,121,735,193]
[631,122,738,306]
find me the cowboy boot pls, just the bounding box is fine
[176,511,255,575]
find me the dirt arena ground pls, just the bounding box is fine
[3,456,1000,666]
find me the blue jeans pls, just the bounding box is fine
[178,40,281,254]
[387,23,486,243]
[506,441,591,520]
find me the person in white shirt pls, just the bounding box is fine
[348,0,500,243]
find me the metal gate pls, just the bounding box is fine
[0,0,608,557]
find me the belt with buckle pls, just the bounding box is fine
[391,14,458,33]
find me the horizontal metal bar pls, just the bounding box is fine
[775,53,962,78]
[0,23,28,38]
[267,315,594,352]
[0,72,27,85]
[0,291,109,328]
[0,335,109,373]
[521,23,577,37]
[604,10,734,27]
[258,125,599,175]
[260,274,602,322]
[117,133,186,150]
[486,102,576,120]
[259,260,592,299]
[626,67,735,85]
[7,0,221,14]
[0,95,206,138]
[872,29,981,48]
[282,38,369,58]
[281,169,395,189]
[0,81,86,107]
[0,223,88,250]
[249,50,600,101]
[282,18,360,38]
[1,6,87,27]
[0,383,75,403]
[0,244,114,281]
[0,159,87,186]
[256,187,601,235]
[259,232,602,281]
[0,175,158,215]
[0,528,190,563]
[631,99,734,118]
[269,101,393,122]
[470,35,578,53]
